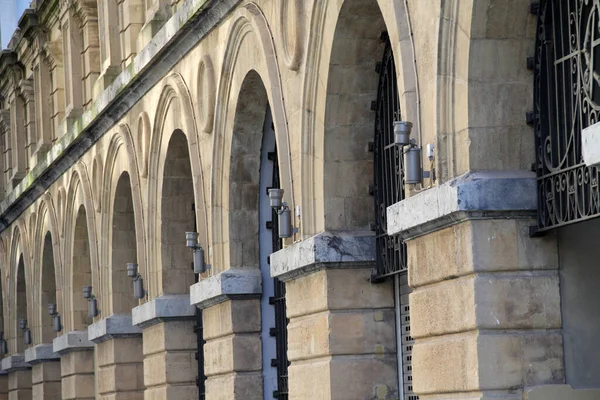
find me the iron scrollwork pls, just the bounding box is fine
[534,0,600,231]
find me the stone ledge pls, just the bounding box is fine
[88,315,142,343]
[52,330,94,355]
[583,121,600,167]
[270,232,375,282]
[190,268,262,310]
[24,344,59,364]
[132,295,196,329]
[1,354,30,371]
[387,171,537,240]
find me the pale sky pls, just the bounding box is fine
[0,0,30,49]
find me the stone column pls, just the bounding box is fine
[18,79,36,164]
[87,315,143,400]
[387,172,564,399]
[131,295,196,399]
[52,331,95,400]
[190,268,262,399]
[24,344,61,400]
[93,0,121,97]
[1,354,32,400]
[60,7,84,122]
[270,233,398,399]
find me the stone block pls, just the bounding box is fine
[413,331,564,395]
[409,219,558,288]
[204,335,261,376]
[88,315,142,343]
[60,351,94,376]
[524,385,600,400]
[142,320,196,356]
[143,352,196,387]
[204,372,262,400]
[7,371,31,391]
[32,380,61,400]
[96,364,144,394]
[132,295,196,329]
[60,373,95,399]
[202,299,261,341]
[190,268,262,310]
[95,337,143,367]
[142,385,197,400]
[31,362,60,385]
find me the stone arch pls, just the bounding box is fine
[301,0,417,234]
[32,194,62,344]
[196,55,216,133]
[8,224,31,354]
[92,154,103,211]
[101,125,145,315]
[147,72,207,296]
[64,164,99,331]
[211,5,293,270]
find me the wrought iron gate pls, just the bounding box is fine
[534,0,600,231]
[267,147,289,399]
[372,34,407,280]
[371,34,417,400]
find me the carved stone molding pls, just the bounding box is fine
[279,0,304,71]
[0,111,10,134]
[197,55,215,133]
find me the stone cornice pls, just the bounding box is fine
[24,343,59,364]
[18,79,35,103]
[132,295,196,329]
[386,171,537,240]
[270,232,376,282]
[190,268,262,309]
[18,9,39,39]
[87,315,141,343]
[0,0,241,233]
[52,330,94,354]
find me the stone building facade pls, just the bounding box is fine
[0,0,597,399]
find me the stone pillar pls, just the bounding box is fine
[60,7,84,121]
[41,40,65,140]
[118,0,144,66]
[87,315,143,400]
[1,354,32,400]
[132,295,196,399]
[190,268,262,399]
[137,0,170,51]
[270,233,398,399]
[52,331,95,400]
[387,172,564,399]
[18,79,36,164]
[24,344,61,400]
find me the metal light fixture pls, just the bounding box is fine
[82,286,99,318]
[48,303,62,332]
[20,320,31,345]
[185,232,211,274]
[393,120,433,185]
[394,121,413,146]
[268,188,297,238]
[0,332,6,354]
[126,263,147,299]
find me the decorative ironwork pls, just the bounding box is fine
[534,0,600,231]
[373,36,407,279]
[269,148,289,399]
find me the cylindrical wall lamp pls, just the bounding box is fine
[48,303,62,332]
[82,286,99,318]
[126,263,147,299]
[268,189,297,239]
[19,319,31,345]
[185,232,211,274]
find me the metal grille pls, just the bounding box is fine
[192,203,206,400]
[373,35,407,279]
[398,274,417,400]
[534,0,600,231]
[268,148,289,399]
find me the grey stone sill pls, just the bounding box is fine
[270,232,375,282]
[1,354,30,371]
[190,268,262,310]
[132,295,196,329]
[88,315,142,343]
[583,121,600,167]
[52,331,94,355]
[0,0,242,233]
[387,171,537,240]
[24,344,59,364]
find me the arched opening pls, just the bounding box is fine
[160,130,195,294]
[72,205,92,330]
[111,172,138,314]
[323,0,387,232]
[41,232,57,343]
[16,254,27,353]
[229,70,289,398]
